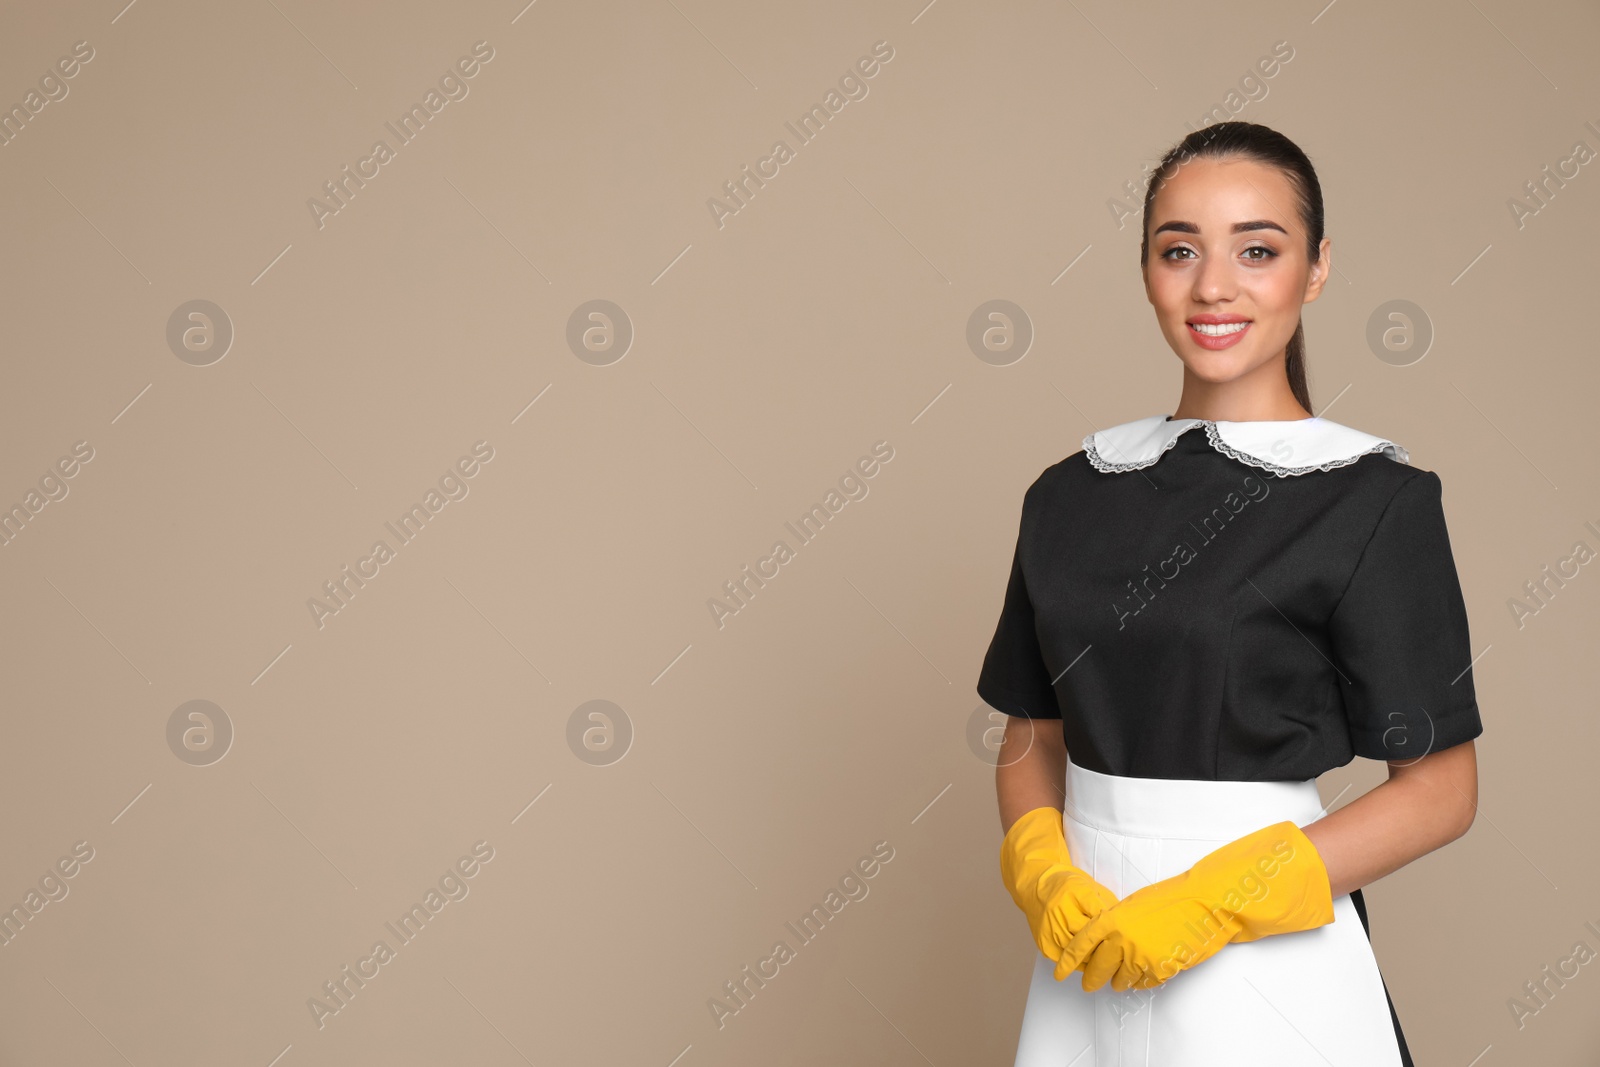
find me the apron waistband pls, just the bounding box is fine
[1064,758,1326,840]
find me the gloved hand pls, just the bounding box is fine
[1000,806,1120,974]
[1057,820,1335,993]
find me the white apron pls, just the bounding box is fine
[1013,760,1405,1066]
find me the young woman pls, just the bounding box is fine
[980,122,1482,1066]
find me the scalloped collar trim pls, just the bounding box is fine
[1083,414,1410,476]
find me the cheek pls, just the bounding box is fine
[1144,269,1187,317]
[1244,265,1306,316]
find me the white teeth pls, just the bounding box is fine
[1191,321,1250,336]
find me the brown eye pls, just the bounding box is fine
[1242,246,1278,262]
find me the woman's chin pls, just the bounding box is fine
[1174,348,1260,383]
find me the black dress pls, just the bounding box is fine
[979,413,1484,1065]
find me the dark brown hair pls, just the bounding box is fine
[1138,121,1324,413]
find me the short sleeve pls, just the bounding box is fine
[976,538,1062,719]
[1327,471,1483,761]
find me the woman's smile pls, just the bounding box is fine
[1186,314,1253,349]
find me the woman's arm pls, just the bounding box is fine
[1300,739,1478,899]
[995,715,1068,835]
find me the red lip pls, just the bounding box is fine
[1184,316,1254,350]
[1187,313,1252,325]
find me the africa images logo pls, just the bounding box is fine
[306,841,495,1029]
[1111,472,1272,629]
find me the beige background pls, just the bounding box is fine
[0,0,1596,1063]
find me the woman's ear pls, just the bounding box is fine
[1303,237,1333,305]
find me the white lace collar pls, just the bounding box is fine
[1083,413,1409,477]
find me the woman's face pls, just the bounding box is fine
[1143,156,1330,387]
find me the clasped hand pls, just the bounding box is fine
[1051,874,1240,991]
[1012,817,1337,995]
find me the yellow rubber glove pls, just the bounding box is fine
[1058,820,1335,993]
[1000,806,1120,974]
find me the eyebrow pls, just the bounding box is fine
[1152,219,1288,237]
